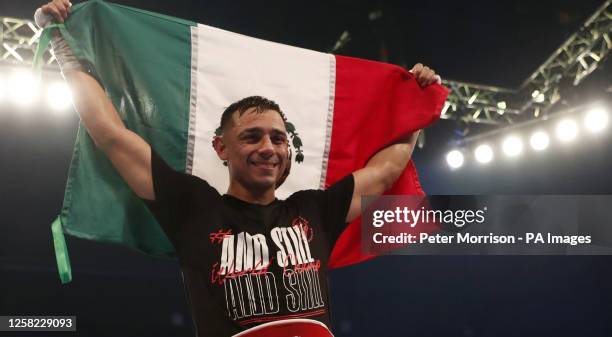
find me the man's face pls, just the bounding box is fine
[219,108,289,192]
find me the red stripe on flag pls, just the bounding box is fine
[327,55,449,269]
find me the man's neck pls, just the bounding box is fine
[226,182,276,205]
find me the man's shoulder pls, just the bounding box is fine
[284,174,355,202]
[279,188,328,213]
[285,188,323,201]
[190,175,222,196]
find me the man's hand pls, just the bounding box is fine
[344,64,440,221]
[40,0,72,23]
[35,0,156,200]
[410,63,441,87]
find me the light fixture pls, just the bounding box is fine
[556,119,578,142]
[9,69,40,107]
[496,101,506,115]
[446,150,464,169]
[530,131,550,151]
[474,144,493,164]
[534,93,545,103]
[502,135,523,157]
[584,107,608,133]
[46,81,73,111]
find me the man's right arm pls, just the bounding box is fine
[65,71,155,200]
[40,0,155,200]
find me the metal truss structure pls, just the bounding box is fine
[2,0,611,125]
[442,0,611,125]
[1,16,57,69]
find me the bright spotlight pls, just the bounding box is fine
[502,135,523,157]
[446,150,464,169]
[474,144,494,164]
[584,107,608,133]
[46,81,73,111]
[9,69,40,107]
[530,131,550,151]
[556,119,578,142]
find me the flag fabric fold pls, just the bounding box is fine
[40,0,448,282]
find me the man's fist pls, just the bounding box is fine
[410,63,441,87]
[40,0,72,23]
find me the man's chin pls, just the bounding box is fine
[247,176,278,191]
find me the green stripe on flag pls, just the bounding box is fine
[33,23,64,75]
[51,217,72,284]
[43,0,197,282]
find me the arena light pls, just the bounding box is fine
[584,107,608,133]
[556,119,578,142]
[530,131,550,151]
[534,93,545,103]
[496,101,506,115]
[46,81,73,111]
[531,89,545,103]
[9,69,40,107]
[474,144,493,164]
[502,135,523,157]
[446,150,464,169]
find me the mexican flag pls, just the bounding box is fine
[38,0,448,283]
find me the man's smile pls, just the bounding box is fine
[248,159,279,170]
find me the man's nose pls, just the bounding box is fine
[258,135,274,156]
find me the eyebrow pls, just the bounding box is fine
[238,127,287,136]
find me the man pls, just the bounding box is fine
[38,0,440,335]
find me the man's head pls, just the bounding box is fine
[213,96,291,194]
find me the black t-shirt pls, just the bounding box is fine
[144,150,355,337]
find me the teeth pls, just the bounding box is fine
[251,161,277,167]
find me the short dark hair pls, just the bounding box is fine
[217,96,287,134]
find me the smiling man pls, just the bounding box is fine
[213,97,292,203]
[38,0,440,336]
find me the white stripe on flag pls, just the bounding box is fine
[190,24,333,198]
[186,26,199,175]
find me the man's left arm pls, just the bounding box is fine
[346,131,420,222]
[345,63,439,222]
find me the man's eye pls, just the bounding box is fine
[272,136,286,144]
[243,135,259,143]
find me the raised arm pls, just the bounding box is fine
[346,131,420,222]
[40,0,154,200]
[65,72,154,200]
[345,63,439,222]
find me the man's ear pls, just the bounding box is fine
[212,136,228,161]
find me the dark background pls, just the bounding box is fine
[1,1,611,336]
